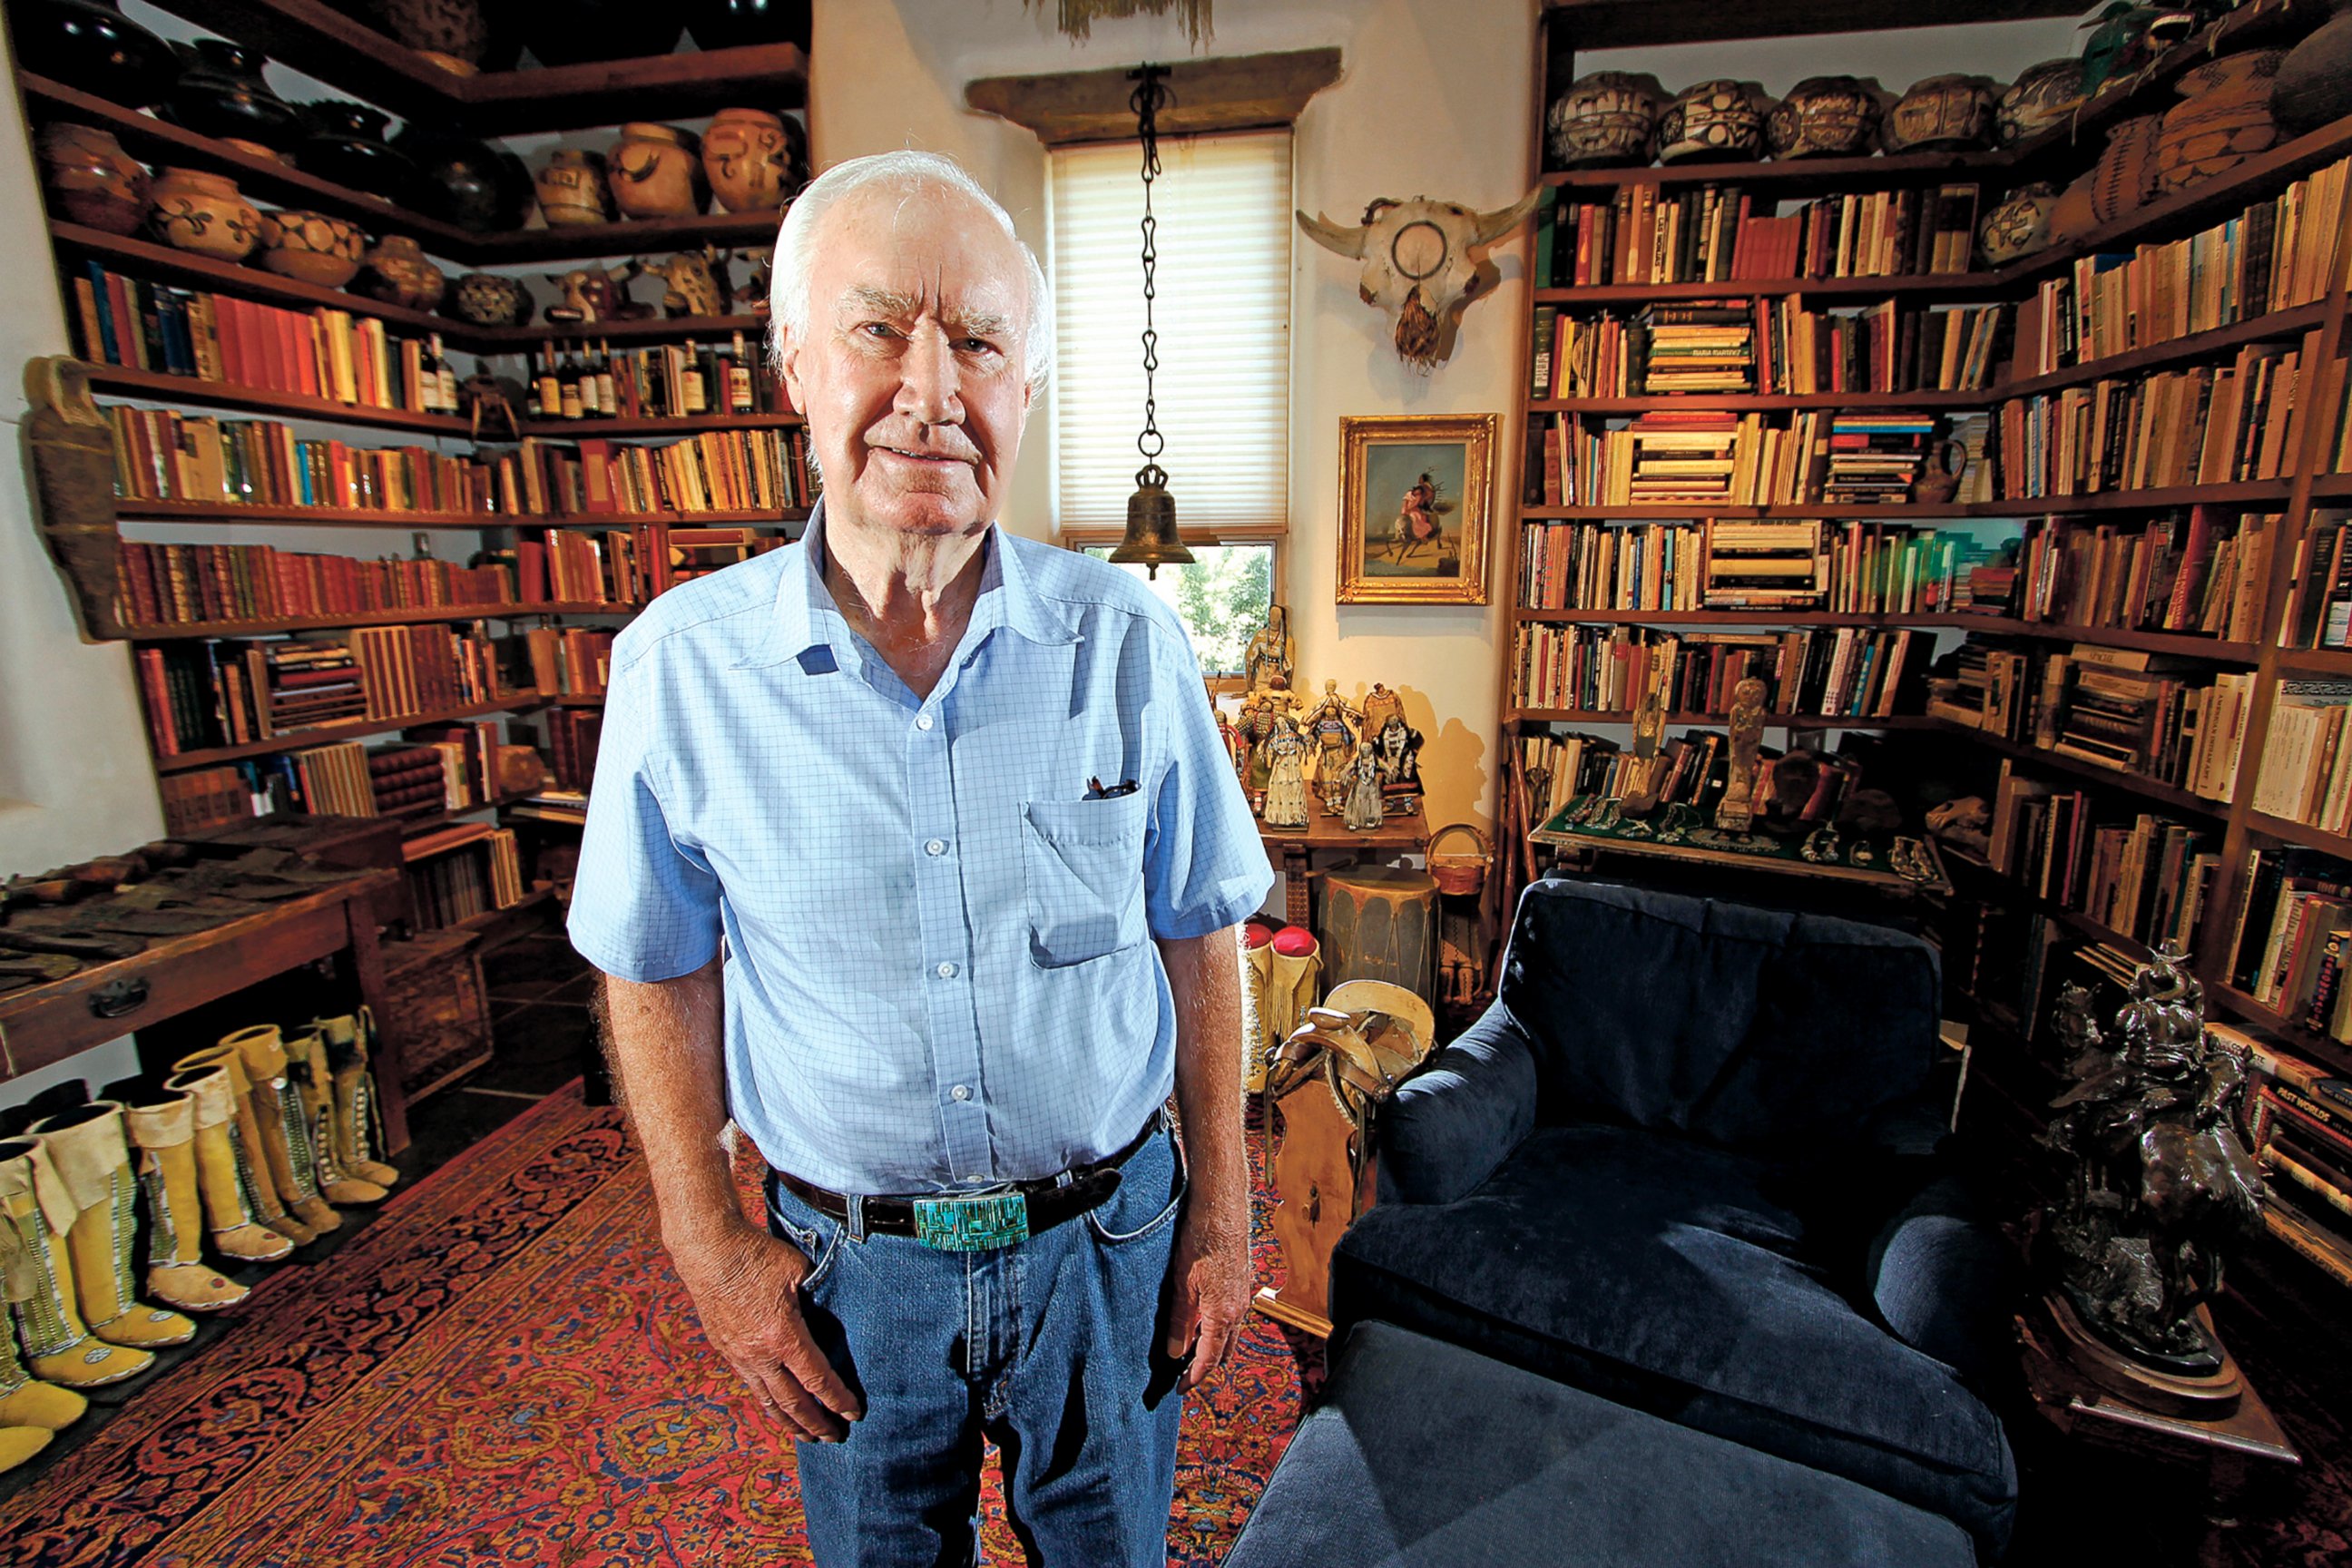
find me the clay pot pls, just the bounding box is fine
[160,38,305,151]
[508,0,681,65]
[449,271,534,328]
[1545,71,1664,169]
[2090,113,2166,226]
[610,122,705,218]
[684,0,809,50]
[535,148,611,227]
[392,126,533,231]
[2046,171,2100,246]
[701,107,800,212]
[1884,74,1999,153]
[1911,439,1969,505]
[2276,11,2352,133]
[358,233,446,311]
[1998,58,2089,145]
[1655,80,1771,164]
[256,209,366,287]
[1768,76,1884,159]
[375,0,490,68]
[148,167,263,260]
[6,0,175,108]
[36,122,150,235]
[2157,50,2286,195]
[1978,181,2061,266]
[297,102,426,208]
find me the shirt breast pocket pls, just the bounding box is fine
[1020,794,1149,966]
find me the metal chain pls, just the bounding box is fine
[1130,64,1171,479]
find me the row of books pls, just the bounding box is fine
[486,431,817,518]
[2234,1034,2352,1291]
[152,720,514,832]
[1514,518,2005,617]
[65,260,453,415]
[113,540,518,629]
[1533,182,1982,289]
[544,709,603,792]
[1537,409,1952,508]
[1529,300,2010,400]
[2037,647,2253,799]
[405,828,525,932]
[1509,622,1923,720]
[132,630,534,754]
[1984,762,2216,950]
[2228,847,2352,1026]
[109,408,484,514]
[2278,510,2352,650]
[2251,681,2352,833]
[2006,507,2273,642]
[1990,337,2329,500]
[2020,156,2350,375]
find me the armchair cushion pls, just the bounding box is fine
[1374,1003,1541,1207]
[1331,1122,2017,1555]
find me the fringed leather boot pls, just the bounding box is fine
[283,1029,387,1206]
[1241,922,1276,1093]
[118,1090,249,1312]
[24,1106,195,1351]
[0,1219,86,1438]
[0,1139,153,1387]
[159,1065,293,1264]
[170,1045,313,1246]
[1265,926,1322,1056]
[311,1010,399,1190]
[217,1026,339,1236]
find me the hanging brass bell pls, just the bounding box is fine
[1109,465,1193,579]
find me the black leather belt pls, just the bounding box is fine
[770,1109,1166,1252]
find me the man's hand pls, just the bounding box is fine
[1163,1193,1251,1392]
[669,1220,863,1443]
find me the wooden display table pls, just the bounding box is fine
[0,868,411,1151]
[1259,805,1429,928]
[1531,799,1951,897]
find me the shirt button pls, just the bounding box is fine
[925,838,947,857]
[951,1084,972,1102]
[936,961,957,979]
[916,713,935,730]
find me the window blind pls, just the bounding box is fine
[1048,130,1292,535]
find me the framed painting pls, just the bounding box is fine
[1336,413,1494,604]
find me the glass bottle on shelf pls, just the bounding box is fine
[534,346,562,422]
[559,342,586,420]
[726,329,755,414]
[594,338,618,420]
[430,333,459,416]
[680,338,709,416]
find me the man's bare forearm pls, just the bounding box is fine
[1159,925,1247,1214]
[598,957,750,1250]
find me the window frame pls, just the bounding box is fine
[1063,528,1285,697]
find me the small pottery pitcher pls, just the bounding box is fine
[536,148,612,227]
[701,107,799,213]
[36,122,149,235]
[358,234,446,312]
[148,167,262,261]
[610,122,705,219]
[257,209,366,287]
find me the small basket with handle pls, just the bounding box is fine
[1427,822,1492,897]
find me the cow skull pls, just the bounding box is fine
[1298,190,1544,371]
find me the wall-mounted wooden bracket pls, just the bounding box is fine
[966,47,1342,146]
[21,356,128,643]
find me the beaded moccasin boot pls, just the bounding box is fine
[283,1029,387,1206]
[216,1026,339,1237]
[158,1066,293,1265]
[1266,926,1322,1052]
[0,1237,86,1436]
[1241,924,1276,1093]
[118,1090,249,1312]
[311,1010,399,1190]
[24,1106,195,1351]
[171,1045,313,1247]
[0,1139,153,1388]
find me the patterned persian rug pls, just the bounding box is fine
[0,1084,1317,1566]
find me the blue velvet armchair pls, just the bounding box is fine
[1328,879,2021,1558]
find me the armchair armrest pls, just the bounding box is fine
[1374,1002,1541,1207]
[1865,1173,2019,1387]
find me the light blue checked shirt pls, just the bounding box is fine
[568,501,1273,1194]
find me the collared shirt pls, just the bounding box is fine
[567,501,1273,1194]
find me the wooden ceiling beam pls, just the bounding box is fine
[965,48,1342,146]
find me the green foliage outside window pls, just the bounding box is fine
[1084,544,1274,678]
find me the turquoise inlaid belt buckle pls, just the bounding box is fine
[912,1191,1031,1251]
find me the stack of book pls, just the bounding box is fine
[250,639,369,734]
[1820,413,1937,504]
[114,541,518,628]
[1635,306,1753,394]
[1625,411,1740,504]
[1988,765,2216,946]
[2032,648,2251,798]
[516,626,616,697]
[283,740,375,817]
[668,527,787,584]
[2252,681,2352,831]
[2013,507,2274,641]
[1702,520,1825,608]
[158,766,255,834]
[1534,182,1981,288]
[508,787,589,828]
[1758,300,2009,397]
[368,744,458,821]
[2234,1032,2352,1289]
[545,709,603,791]
[2276,509,2352,650]
[1926,642,2033,740]
[487,431,818,518]
[1510,622,1920,720]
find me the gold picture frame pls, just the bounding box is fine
[1336,413,1495,604]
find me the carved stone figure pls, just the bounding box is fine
[1297,189,1544,370]
[1714,675,1769,832]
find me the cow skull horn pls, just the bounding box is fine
[1468,188,1545,250]
[1295,208,1368,260]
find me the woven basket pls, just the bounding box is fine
[1427,822,1492,897]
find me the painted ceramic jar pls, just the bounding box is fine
[535,148,611,227]
[701,107,797,212]
[9,0,174,108]
[2156,50,2286,194]
[358,233,446,311]
[1978,180,2061,266]
[1998,58,2089,145]
[449,271,534,328]
[1655,80,1770,163]
[1544,71,1664,169]
[2090,113,2167,225]
[1768,76,1883,159]
[147,167,261,261]
[685,0,810,50]
[161,38,305,151]
[298,102,426,209]
[36,122,149,235]
[2276,5,2352,133]
[256,209,366,287]
[1884,74,1999,153]
[391,126,532,232]
[610,122,705,219]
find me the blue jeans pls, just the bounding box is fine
[763,1127,1189,1568]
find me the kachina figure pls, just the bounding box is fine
[1343,738,1386,830]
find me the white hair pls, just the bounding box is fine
[768,150,1054,398]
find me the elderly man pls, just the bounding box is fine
[568,149,1272,1567]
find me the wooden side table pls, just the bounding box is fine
[1258,806,1429,928]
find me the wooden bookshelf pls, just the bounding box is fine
[50,223,465,338]
[1511,708,1941,729]
[467,211,789,265]
[153,695,551,773]
[517,413,805,437]
[474,314,770,349]
[1533,273,2004,305]
[121,602,635,641]
[2001,302,2336,403]
[86,364,470,435]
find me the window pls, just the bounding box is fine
[1082,543,1275,680]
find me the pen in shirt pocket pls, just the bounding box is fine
[1085,776,1140,799]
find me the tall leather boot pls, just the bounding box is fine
[0,1222,86,1437]
[119,1090,249,1313]
[283,1029,387,1206]
[311,1010,399,1190]
[1241,923,1276,1093]
[159,1066,293,1264]
[217,1026,339,1237]
[24,1106,195,1351]
[0,1139,153,1387]
[1266,926,1322,1055]
[171,1045,313,1246]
